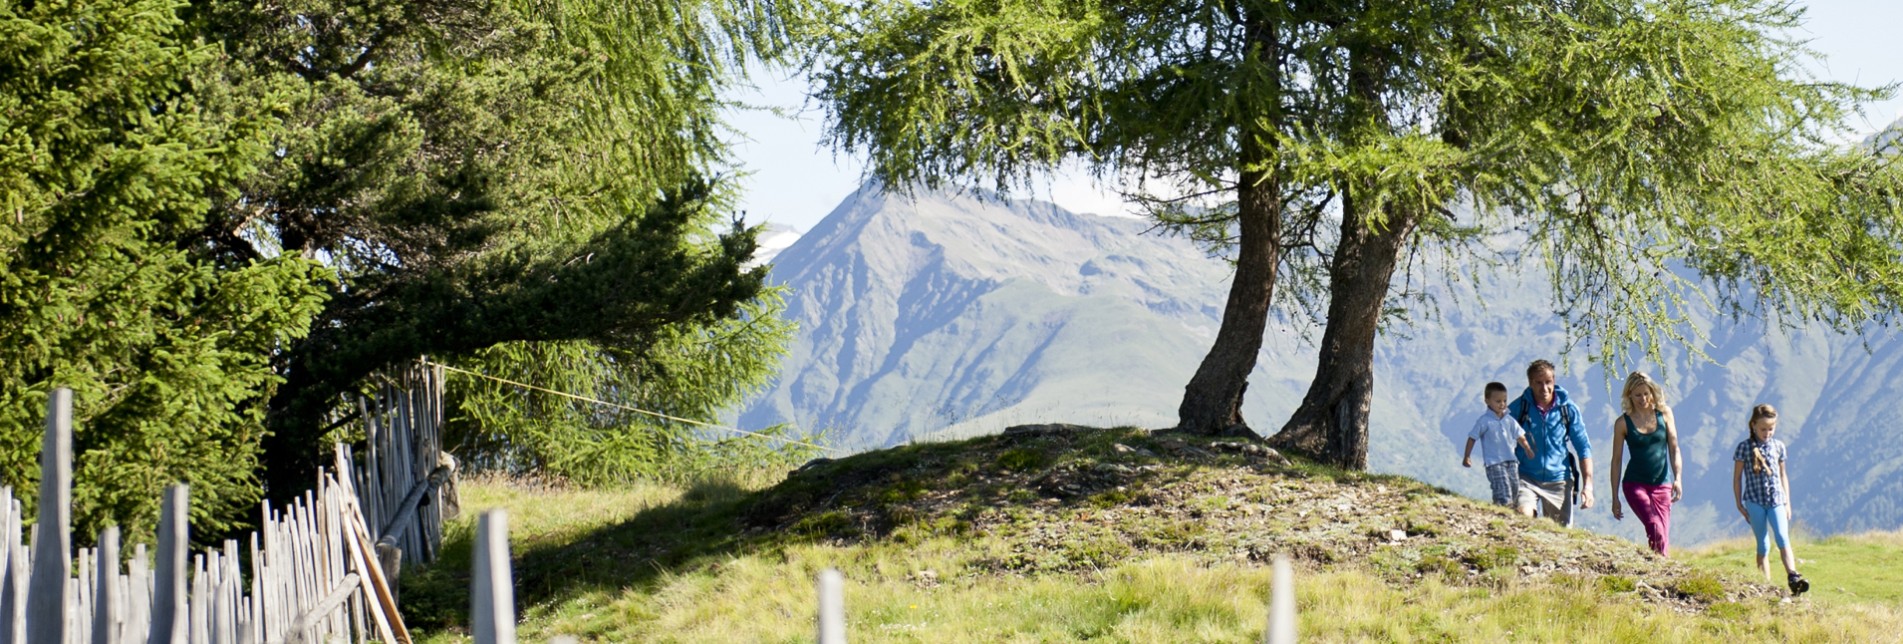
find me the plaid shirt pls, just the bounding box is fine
[1734,438,1788,507]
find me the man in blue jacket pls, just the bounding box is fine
[1508,359,1596,526]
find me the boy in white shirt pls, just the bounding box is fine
[1463,382,1538,506]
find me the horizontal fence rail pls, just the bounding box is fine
[348,362,452,584]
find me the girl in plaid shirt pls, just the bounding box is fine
[1732,404,1808,595]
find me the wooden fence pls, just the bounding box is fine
[8,378,1294,643]
[339,362,454,584]
[1,389,409,643]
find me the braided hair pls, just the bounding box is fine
[1748,404,1778,475]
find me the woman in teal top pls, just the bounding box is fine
[1609,371,1683,556]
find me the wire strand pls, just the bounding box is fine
[420,359,843,456]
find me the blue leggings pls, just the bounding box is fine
[1744,501,1790,557]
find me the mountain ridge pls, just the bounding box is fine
[744,177,1903,544]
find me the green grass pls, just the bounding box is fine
[404,498,1903,642]
[1681,530,1903,607]
[399,430,1903,642]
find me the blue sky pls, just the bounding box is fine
[724,2,1903,232]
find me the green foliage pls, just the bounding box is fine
[803,0,1903,396]
[1672,571,1727,603]
[1417,553,1465,578]
[445,289,814,485]
[0,0,330,538]
[997,448,1051,471]
[176,0,814,498]
[1600,574,1639,594]
[1466,545,1519,573]
[2,0,814,538]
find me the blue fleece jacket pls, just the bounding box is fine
[1508,385,1593,483]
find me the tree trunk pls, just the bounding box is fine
[1177,171,1283,435]
[1177,13,1284,436]
[1268,199,1418,469]
[258,185,763,504]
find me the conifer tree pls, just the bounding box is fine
[799,0,1903,468]
[182,0,815,497]
[1,0,328,536]
[2,0,813,539]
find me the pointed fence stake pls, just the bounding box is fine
[817,568,845,644]
[150,485,189,644]
[2,495,22,644]
[1265,554,1295,644]
[472,510,513,644]
[27,388,73,644]
[94,525,121,644]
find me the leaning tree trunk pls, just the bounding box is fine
[1176,12,1285,436]
[1177,172,1283,435]
[1268,199,1419,469]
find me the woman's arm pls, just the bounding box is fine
[1665,411,1683,501]
[1610,421,1626,518]
[1609,421,1626,489]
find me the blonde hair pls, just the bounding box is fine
[1620,371,1669,416]
[1747,404,1778,474]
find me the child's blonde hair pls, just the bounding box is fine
[1748,404,1778,474]
[1620,371,1669,415]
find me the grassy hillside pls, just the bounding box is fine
[1681,531,1903,608]
[401,427,1902,642]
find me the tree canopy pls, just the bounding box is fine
[3,0,814,540]
[176,0,817,501]
[800,0,1903,467]
[1,0,328,536]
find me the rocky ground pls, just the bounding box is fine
[743,424,1785,612]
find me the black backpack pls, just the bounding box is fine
[1518,401,1582,503]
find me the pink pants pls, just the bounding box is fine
[1622,481,1674,556]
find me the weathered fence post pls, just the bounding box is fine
[1,494,21,644]
[27,388,73,643]
[0,390,425,644]
[93,525,120,644]
[149,485,189,644]
[817,568,845,644]
[1264,554,1295,644]
[472,510,513,644]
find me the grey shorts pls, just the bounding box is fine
[1484,461,1518,506]
[1517,476,1573,527]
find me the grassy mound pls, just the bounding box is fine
[401,426,1901,641]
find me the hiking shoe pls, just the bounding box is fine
[1788,572,1810,596]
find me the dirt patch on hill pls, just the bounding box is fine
[744,424,1784,612]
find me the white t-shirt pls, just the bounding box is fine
[1468,411,1526,466]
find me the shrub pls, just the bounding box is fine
[1599,575,1638,594]
[998,448,1052,471]
[1467,546,1520,572]
[1673,572,1726,603]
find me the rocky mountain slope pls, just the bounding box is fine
[741,173,1903,544]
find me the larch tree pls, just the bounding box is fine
[800,0,1903,467]
[182,0,817,500]
[1264,1,1903,468]
[4,0,817,542]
